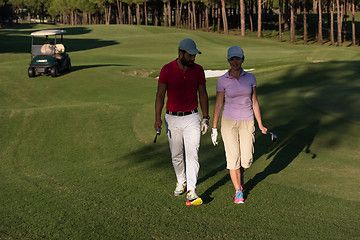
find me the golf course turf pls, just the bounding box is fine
[0,24,359,239]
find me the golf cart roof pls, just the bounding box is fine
[31,30,67,36]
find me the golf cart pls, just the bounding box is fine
[28,30,71,78]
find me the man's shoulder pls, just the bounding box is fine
[192,63,204,71]
[160,60,177,77]
[161,59,176,70]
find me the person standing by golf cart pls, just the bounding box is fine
[211,46,267,204]
[154,39,210,206]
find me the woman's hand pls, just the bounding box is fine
[258,125,267,134]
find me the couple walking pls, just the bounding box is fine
[154,39,267,206]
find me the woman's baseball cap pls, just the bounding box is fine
[227,46,244,60]
[179,39,201,55]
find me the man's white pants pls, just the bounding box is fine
[165,112,201,192]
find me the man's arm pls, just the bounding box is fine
[198,84,209,117]
[154,82,167,131]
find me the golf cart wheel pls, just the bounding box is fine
[50,66,58,77]
[28,67,35,78]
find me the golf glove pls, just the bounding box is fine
[201,118,209,135]
[211,128,218,146]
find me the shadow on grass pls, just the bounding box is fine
[244,120,320,200]
[125,59,360,205]
[68,64,131,73]
[0,25,118,54]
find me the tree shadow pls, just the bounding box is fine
[67,64,131,73]
[0,26,118,54]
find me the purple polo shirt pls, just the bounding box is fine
[216,69,257,121]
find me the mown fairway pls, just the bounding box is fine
[0,24,359,239]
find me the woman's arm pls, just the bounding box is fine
[212,92,225,128]
[252,87,267,134]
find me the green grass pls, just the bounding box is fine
[0,24,359,239]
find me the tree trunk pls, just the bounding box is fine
[199,5,203,29]
[303,2,308,44]
[154,7,159,26]
[240,0,245,36]
[340,2,344,44]
[136,4,140,25]
[192,1,197,30]
[188,3,192,29]
[220,0,228,34]
[128,4,132,24]
[168,0,172,27]
[257,0,262,37]
[71,10,74,25]
[279,0,283,42]
[318,0,323,44]
[336,0,342,46]
[179,2,183,27]
[144,1,148,25]
[217,7,221,33]
[175,0,179,27]
[205,4,209,32]
[290,0,295,44]
[330,0,335,45]
[163,2,168,27]
[116,0,123,24]
[351,0,355,46]
[313,0,318,13]
[284,0,289,30]
[249,8,253,32]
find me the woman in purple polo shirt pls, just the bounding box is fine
[211,46,267,204]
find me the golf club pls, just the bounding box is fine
[153,127,161,143]
[256,128,277,142]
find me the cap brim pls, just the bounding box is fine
[184,49,201,55]
[228,54,243,60]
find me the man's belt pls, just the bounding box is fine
[166,108,198,116]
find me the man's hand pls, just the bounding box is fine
[154,120,162,131]
[211,128,218,146]
[201,118,209,135]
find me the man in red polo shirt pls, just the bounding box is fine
[154,39,209,206]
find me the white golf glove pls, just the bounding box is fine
[201,118,209,135]
[211,128,218,146]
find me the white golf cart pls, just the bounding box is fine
[28,30,71,77]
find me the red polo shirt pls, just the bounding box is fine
[159,59,206,112]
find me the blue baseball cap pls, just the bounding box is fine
[227,46,244,60]
[179,39,201,55]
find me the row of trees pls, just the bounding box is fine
[2,0,360,46]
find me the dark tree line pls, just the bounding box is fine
[2,0,360,46]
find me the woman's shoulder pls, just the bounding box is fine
[243,70,255,77]
[218,70,230,80]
